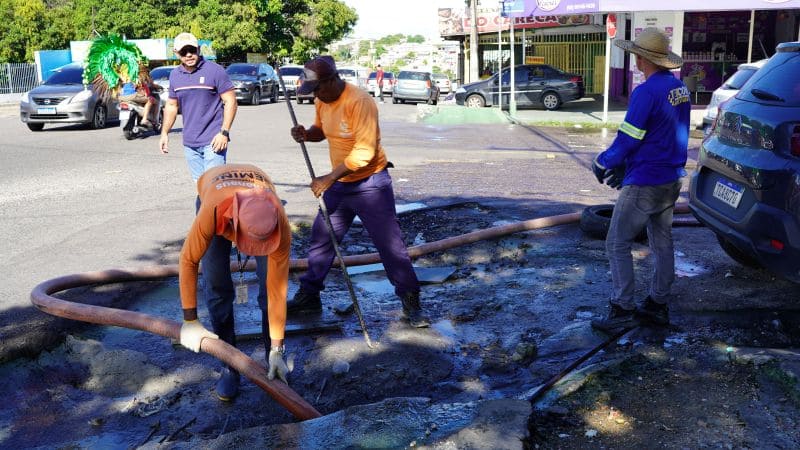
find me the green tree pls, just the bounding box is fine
[407,34,424,44]
[290,0,357,62]
[0,0,356,64]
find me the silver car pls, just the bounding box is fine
[701,59,767,135]
[19,63,118,131]
[149,65,175,104]
[392,71,439,105]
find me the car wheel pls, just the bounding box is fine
[465,94,485,108]
[579,204,647,242]
[393,97,399,104]
[26,123,44,131]
[251,90,261,105]
[91,104,107,129]
[541,92,561,111]
[716,235,761,268]
[432,98,438,106]
[296,97,303,105]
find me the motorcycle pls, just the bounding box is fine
[119,99,163,140]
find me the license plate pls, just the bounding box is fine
[712,179,744,208]
[37,107,56,115]
[119,110,130,124]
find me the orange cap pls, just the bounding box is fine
[231,189,281,256]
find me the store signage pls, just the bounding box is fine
[606,13,617,38]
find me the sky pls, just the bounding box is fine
[342,0,464,41]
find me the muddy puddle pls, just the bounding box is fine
[4,202,800,448]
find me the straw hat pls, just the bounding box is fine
[615,27,683,69]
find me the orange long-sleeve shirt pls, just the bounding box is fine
[178,164,290,340]
[313,83,388,182]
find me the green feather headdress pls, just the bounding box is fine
[83,34,148,103]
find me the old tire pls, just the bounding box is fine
[580,204,647,242]
[250,89,261,105]
[27,123,44,131]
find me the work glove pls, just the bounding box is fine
[591,156,611,184]
[268,346,290,383]
[179,320,218,353]
[605,165,626,190]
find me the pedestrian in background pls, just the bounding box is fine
[178,164,292,401]
[375,64,385,103]
[288,55,430,328]
[159,32,237,183]
[590,27,690,332]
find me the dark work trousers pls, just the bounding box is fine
[299,169,419,297]
[196,196,268,347]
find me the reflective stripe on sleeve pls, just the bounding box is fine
[619,121,646,140]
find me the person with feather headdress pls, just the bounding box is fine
[83,34,157,128]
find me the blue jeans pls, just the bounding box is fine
[195,196,267,347]
[184,144,226,182]
[300,170,419,297]
[606,181,682,309]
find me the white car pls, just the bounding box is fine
[278,65,304,98]
[337,68,359,87]
[367,71,395,96]
[701,59,767,135]
[432,73,452,94]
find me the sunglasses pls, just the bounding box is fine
[178,46,198,57]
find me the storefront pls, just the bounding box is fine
[438,5,607,92]
[441,1,799,105]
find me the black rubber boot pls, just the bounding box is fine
[400,292,431,328]
[286,289,322,316]
[591,303,639,333]
[635,296,669,325]
[216,366,240,402]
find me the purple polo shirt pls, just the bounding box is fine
[168,58,234,147]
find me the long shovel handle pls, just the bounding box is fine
[278,74,374,349]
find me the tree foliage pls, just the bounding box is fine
[0,0,356,64]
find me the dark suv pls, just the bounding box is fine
[225,63,279,105]
[689,41,800,282]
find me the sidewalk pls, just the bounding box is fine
[424,94,706,130]
[507,94,706,129]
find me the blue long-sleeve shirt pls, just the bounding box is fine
[598,70,691,186]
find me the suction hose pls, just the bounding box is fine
[29,203,694,420]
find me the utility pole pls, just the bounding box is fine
[469,0,479,83]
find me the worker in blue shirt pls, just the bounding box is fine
[590,27,691,332]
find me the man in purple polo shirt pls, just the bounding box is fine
[159,32,237,182]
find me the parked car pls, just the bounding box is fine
[701,59,767,135]
[367,71,395,96]
[149,65,175,104]
[688,41,800,282]
[338,68,359,87]
[278,65,304,98]
[432,73,452,94]
[454,64,584,110]
[19,62,118,131]
[225,62,279,105]
[295,75,316,104]
[392,71,439,105]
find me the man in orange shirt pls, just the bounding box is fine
[178,164,291,400]
[289,55,429,328]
